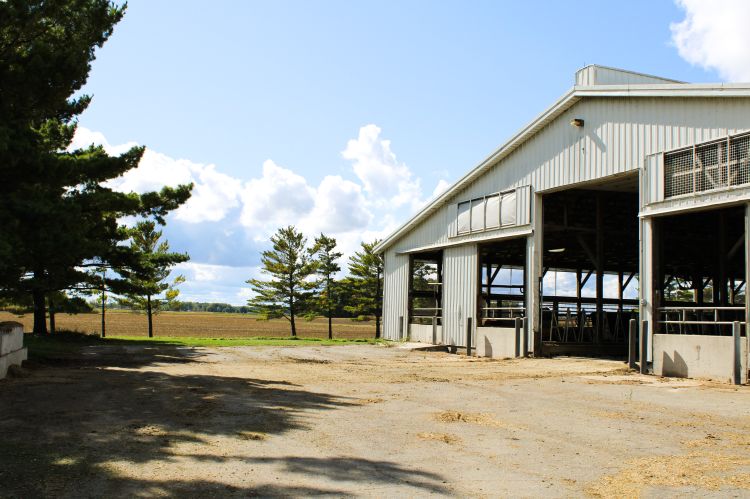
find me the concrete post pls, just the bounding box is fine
[522,317,529,357]
[733,321,742,385]
[514,317,521,358]
[640,320,649,375]
[628,319,638,370]
[466,317,472,357]
[431,316,437,345]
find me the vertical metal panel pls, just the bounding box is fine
[515,185,531,225]
[526,192,543,354]
[442,244,477,346]
[382,249,409,341]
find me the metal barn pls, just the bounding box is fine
[375,65,750,383]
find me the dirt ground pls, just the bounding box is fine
[2,344,750,498]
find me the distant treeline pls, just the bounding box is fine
[95,300,258,314]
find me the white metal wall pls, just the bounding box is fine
[442,245,477,346]
[382,249,409,341]
[388,97,750,255]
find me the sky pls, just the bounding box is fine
[70,0,750,304]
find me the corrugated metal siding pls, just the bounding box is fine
[442,245,477,346]
[576,66,680,86]
[389,97,750,255]
[382,249,409,341]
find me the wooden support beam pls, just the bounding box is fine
[623,272,636,291]
[576,234,599,268]
[580,270,593,288]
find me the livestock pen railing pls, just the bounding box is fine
[658,306,746,335]
[542,299,638,344]
[411,307,442,326]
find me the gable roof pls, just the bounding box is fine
[374,66,750,254]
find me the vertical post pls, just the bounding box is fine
[527,191,543,356]
[628,319,637,370]
[398,316,404,341]
[595,193,604,343]
[514,317,521,358]
[522,317,529,357]
[733,321,742,385]
[640,320,649,375]
[466,317,473,357]
[431,316,437,345]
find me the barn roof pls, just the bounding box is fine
[374,65,750,254]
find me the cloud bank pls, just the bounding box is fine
[671,0,750,81]
[71,124,450,304]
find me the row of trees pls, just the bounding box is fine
[249,227,383,339]
[0,1,191,336]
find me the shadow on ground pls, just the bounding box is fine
[0,341,448,497]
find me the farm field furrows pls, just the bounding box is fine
[0,311,376,339]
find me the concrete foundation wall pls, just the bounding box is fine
[0,322,27,379]
[476,327,517,359]
[653,334,748,383]
[409,323,442,344]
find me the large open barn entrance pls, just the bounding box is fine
[475,237,527,357]
[649,205,748,381]
[407,251,443,343]
[540,177,640,357]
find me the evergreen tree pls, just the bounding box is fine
[344,240,384,338]
[247,226,316,337]
[0,2,192,334]
[117,221,188,338]
[310,234,342,339]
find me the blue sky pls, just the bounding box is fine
[71,0,750,304]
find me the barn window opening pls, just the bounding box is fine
[664,131,750,198]
[456,190,517,235]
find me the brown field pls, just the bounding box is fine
[0,311,376,339]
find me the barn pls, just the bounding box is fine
[374,65,750,383]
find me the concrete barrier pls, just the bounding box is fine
[653,333,748,383]
[476,327,516,359]
[409,323,442,344]
[0,321,27,379]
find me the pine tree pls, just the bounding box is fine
[0,2,193,334]
[310,234,342,339]
[117,221,188,338]
[247,226,316,337]
[344,240,384,338]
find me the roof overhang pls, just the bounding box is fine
[374,82,750,254]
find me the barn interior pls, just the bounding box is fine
[654,205,746,336]
[407,250,443,327]
[478,237,527,328]
[540,176,640,357]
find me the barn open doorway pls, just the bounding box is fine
[540,175,640,357]
[407,251,443,343]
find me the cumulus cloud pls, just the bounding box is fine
[302,175,372,234]
[71,124,451,303]
[239,160,316,229]
[342,124,422,209]
[671,0,750,81]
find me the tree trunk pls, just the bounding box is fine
[327,280,333,340]
[48,294,56,334]
[290,297,296,337]
[32,287,48,335]
[328,312,332,340]
[147,294,153,338]
[101,285,106,338]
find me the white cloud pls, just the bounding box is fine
[69,126,138,156]
[72,124,449,304]
[671,0,750,81]
[239,160,316,229]
[431,179,451,199]
[302,175,372,234]
[342,124,423,209]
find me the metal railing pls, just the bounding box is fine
[542,303,638,344]
[658,306,746,335]
[411,307,442,326]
